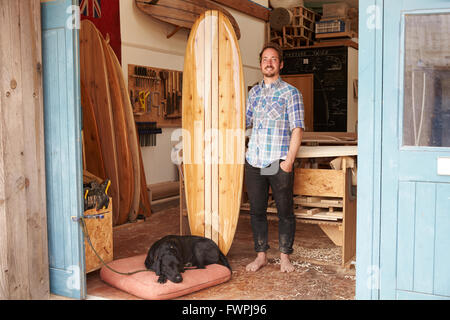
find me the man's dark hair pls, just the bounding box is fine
[259,42,284,64]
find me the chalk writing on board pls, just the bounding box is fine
[282,46,348,131]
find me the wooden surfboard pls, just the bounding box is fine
[80,20,120,225]
[81,80,106,180]
[182,10,245,255]
[135,0,241,40]
[100,34,134,226]
[104,40,142,222]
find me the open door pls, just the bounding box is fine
[380,0,450,299]
[41,0,86,299]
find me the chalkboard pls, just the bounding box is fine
[281,46,348,132]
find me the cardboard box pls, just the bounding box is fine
[322,2,349,19]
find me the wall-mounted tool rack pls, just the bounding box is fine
[128,64,182,128]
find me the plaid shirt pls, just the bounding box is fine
[246,77,304,168]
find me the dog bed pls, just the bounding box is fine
[100,254,232,300]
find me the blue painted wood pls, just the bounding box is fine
[397,290,450,300]
[434,184,450,297]
[378,0,450,300]
[355,0,384,300]
[41,0,85,299]
[413,183,436,294]
[397,181,415,291]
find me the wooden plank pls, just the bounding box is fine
[211,10,220,244]
[294,197,343,208]
[183,11,206,237]
[211,0,270,21]
[0,0,49,299]
[20,0,50,299]
[316,31,357,39]
[297,146,357,158]
[294,209,342,221]
[0,0,29,299]
[342,159,357,265]
[434,184,450,296]
[396,181,416,290]
[321,198,343,205]
[306,208,321,215]
[319,224,343,246]
[204,11,213,239]
[293,168,345,197]
[217,11,245,255]
[283,39,358,50]
[301,131,357,144]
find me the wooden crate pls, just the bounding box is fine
[84,199,113,273]
[283,26,313,48]
[270,6,319,49]
[291,6,318,22]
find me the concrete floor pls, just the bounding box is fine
[86,200,356,300]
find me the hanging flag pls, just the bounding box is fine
[80,0,102,18]
[80,0,122,63]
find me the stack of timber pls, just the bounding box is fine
[293,196,343,221]
[270,6,319,49]
[80,20,151,226]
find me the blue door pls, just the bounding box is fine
[41,0,86,299]
[380,0,450,299]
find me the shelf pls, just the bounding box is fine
[315,31,357,39]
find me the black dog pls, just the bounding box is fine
[144,235,231,284]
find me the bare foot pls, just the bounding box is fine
[246,252,268,272]
[280,253,295,273]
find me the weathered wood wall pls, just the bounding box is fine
[0,0,49,299]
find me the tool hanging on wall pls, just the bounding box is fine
[128,64,182,127]
[139,90,150,112]
[136,122,162,147]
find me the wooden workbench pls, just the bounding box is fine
[294,145,357,267]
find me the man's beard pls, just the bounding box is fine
[263,67,277,78]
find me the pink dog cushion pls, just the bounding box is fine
[100,254,231,300]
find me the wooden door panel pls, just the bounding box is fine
[282,74,313,132]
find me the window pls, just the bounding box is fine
[403,14,450,147]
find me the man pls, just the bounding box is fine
[245,42,304,273]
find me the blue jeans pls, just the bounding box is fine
[244,159,296,254]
